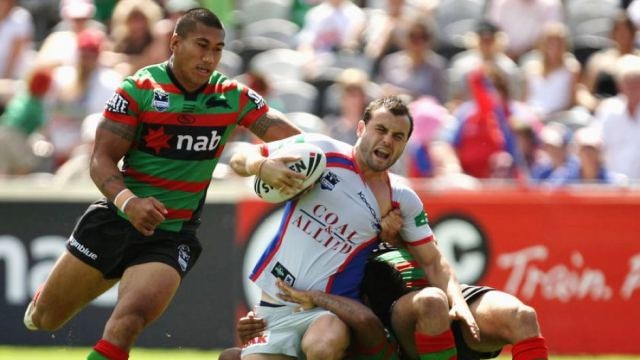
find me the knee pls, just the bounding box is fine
[302,333,348,360]
[31,303,66,332]
[514,305,541,335]
[412,287,449,319]
[218,347,241,360]
[303,344,346,360]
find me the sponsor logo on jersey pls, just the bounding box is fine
[320,171,340,190]
[177,244,191,272]
[105,93,129,114]
[152,89,170,112]
[205,95,231,109]
[247,89,266,109]
[414,210,428,227]
[292,204,359,254]
[141,125,226,160]
[271,262,295,286]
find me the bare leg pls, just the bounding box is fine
[29,251,118,331]
[460,290,543,354]
[301,313,350,360]
[101,262,181,350]
[390,288,451,359]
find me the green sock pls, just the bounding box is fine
[87,350,109,360]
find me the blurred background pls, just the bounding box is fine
[1,0,640,356]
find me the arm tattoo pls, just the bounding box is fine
[99,119,136,141]
[99,173,124,197]
[249,114,273,138]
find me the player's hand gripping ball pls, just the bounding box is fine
[254,142,326,203]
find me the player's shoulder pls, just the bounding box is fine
[388,173,422,206]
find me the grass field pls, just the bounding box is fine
[0,347,638,360]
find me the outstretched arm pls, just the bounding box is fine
[275,279,389,350]
[248,108,301,142]
[228,142,306,195]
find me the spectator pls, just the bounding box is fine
[36,0,105,68]
[404,96,461,178]
[522,22,581,120]
[323,68,370,144]
[42,28,122,170]
[595,54,640,181]
[296,0,366,56]
[448,20,524,109]
[101,0,165,76]
[449,66,536,179]
[363,0,413,71]
[511,117,550,181]
[376,16,448,103]
[536,121,579,184]
[0,67,52,176]
[579,10,640,112]
[487,0,564,61]
[562,126,625,185]
[0,0,35,80]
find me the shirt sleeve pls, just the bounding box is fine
[393,179,434,246]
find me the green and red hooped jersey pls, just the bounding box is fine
[103,62,269,233]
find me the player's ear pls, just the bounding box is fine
[356,120,366,137]
[169,33,180,52]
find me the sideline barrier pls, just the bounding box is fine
[1,181,639,353]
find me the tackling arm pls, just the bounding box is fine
[276,279,389,350]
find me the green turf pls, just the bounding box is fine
[0,347,637,360]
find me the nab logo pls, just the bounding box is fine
[176,130,222,152]
[206,96,231,109]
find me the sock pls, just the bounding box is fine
[23,286,43,330]
[88,339,129,360]
[512,336,548,360]
[415,330,457,360]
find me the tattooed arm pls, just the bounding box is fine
[90,117,166,236]
[90,117,135,200]
[249,108,301,142]
[275,279,389,351]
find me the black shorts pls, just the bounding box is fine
[66,199,202,279]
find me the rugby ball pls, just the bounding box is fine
[253,142,326,203]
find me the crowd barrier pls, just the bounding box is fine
[1,180,639,354]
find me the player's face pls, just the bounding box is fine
[170,22,225,92]
[356,108,410,172]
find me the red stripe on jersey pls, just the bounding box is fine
[406,235,434,246]
[119,88,140,113]
[166,208,194,220]
[394,260,420,272]
[104,111,136,126]
[134,78,182,94]
[139,111,241,127]
[205,80,239,94]
[125,168,210,193]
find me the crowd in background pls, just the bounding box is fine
[1,0,639,189]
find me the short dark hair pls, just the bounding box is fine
[174,8,224,38]
[362,96,414,139]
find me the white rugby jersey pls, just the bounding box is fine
[250,133,434,302]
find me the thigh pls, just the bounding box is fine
[459,290,517,353]
[38,250,117,322]
[111,262,182,324]
[301,312,350,352]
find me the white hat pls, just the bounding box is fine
[60,0,96,19]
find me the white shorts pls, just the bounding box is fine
[241,304,332,359]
